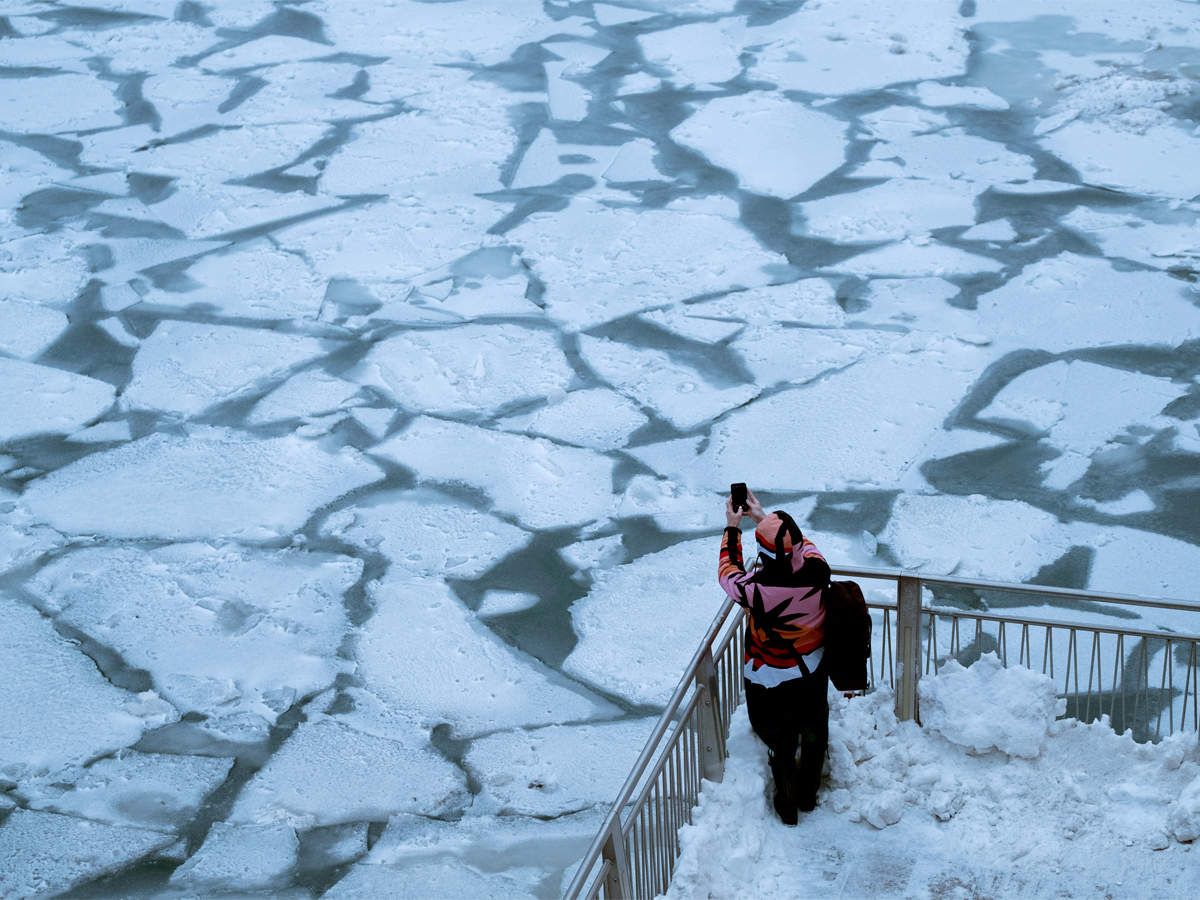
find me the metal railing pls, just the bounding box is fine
[564,566,1200,899]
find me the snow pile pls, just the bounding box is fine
[667,655,1200,899]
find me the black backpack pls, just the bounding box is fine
[822,580,871,692]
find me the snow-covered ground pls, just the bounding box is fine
[0,0,1199,897]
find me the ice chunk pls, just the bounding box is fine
[352,324,573,417]
[0,72,120,132]
[355,576,615,738]
[498,389,647,450]
[1169,776,1200,844]
[921,654,1064,758]
[881,494,1074,581]
[961,219,1017,242]
[749,0,969,95]
[565,537,725,705]
[602,138,662,184]
[731,327,871,390]
[559,535,625,574]
[852,125,1035,183]
[623,436,704,476]
[684,337,993,491]
[372,418,615,530]
[510,196,781,331]
[639,18,746,87]
[66,420,133,444]
[140,242,328,320]
[594,3,658,25]
[124,122,329,182]
[435,274,543,319]
[510,130,622,190]
[914,82,1010,110]
[0,594,157,780]
[28,543,360,721]
[230,719,467,827]
[247,369,362,425]
[0,506,61,576]
[21,427,382,540]
[0,809,174,899]
[121,321,331,418]
[0,299,67,359]
[321,490,530,579]
[844,277,971,334]
[1076,490,1155,516]
[169,822,298,892]
[0,359,114,444]
[23,751,233,833]
[825,240,1004,278]
[795,178,980,243]
[672,93,846,198]
[578,335,758,431]
[686,279,843,328]
[478,591,540,618]
[617,476,720,531]
[1062,207,1200,271]
[1042,119,1200,201]
[348,407,393,440]
[325,859,535,900]
[639,306,744,344]
[466,718,657,816]
[974,253,1200,352]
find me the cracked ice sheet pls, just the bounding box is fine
[976,360,1183,490]
[974,253,1200,353]
[638,17,747,87]
[351,324,573,418]
[466,718,658,817]
[215,63,377,127]
[372,418,614,531]
[230,718,468,827]
[0,809,175,900]
[0,593,168,781]
[248,369,362,425]
[21,751,233,833]
[510,196,783,331]
[20,426,382,541]
[578,335,758,431]
[498,388,648,451]
[671,93,847,199]
[686,279,844,329]
[795,178,981,244]
[0,360,114,444]
[321,490,530,579]
[120,321,333,418]
[748,0,969,95]
[564,537,724,706]
[853,119,1036,184]
[138,241,327,320]
[1062,207,1200,272]
[730,327,884,391]
[29,544,361,722]
[353,576,616,738]
[676,336,997,493]
[824,240,1004,278]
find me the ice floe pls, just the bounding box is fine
[854,119,1036,184]
[510,196,782,331]
[730,326,875,390]
[795,178,980,243]
[352,323,573,417]
[230,718,467,827]
[913,82,1010,110]
[564,537,724,706]
[686,279,844,329]
[29,543,360,722]
[639,18,746,88]
[0,593,165,781]
[1062,207,1200,272]
[498,388,648,450]
[21,426,382,540]
[21,751,233,833]
[247,368,362,425]
[671,93,846,199]
[0,809,175,900]
[466,718,657,816]
[372,417,615,530]
[0,72,121,133]
[974,253,1200,353]
[120,321,332,418]
[748,0,969,95]
[321,490,530,579]
[578,335,758,431]
[0,299,67,359]
[825,240,1004,278]
[0,359,115,444]
[169,821,299,893]
[354,576,616,738]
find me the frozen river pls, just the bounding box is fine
[1,0,1199,897]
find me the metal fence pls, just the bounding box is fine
[564,566,1200,899]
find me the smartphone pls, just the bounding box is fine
[730,482,747,513]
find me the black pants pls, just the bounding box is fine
[744,672,829,806]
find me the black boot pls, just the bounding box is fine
[768,750,799,826]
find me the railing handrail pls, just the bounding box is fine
[564,563,1199,899]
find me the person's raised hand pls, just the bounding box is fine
[745,488,765,523]
[725,496,743,528]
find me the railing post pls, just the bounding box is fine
[600,821,633,899]
[896,573,922,723]
[696,647,725,783]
